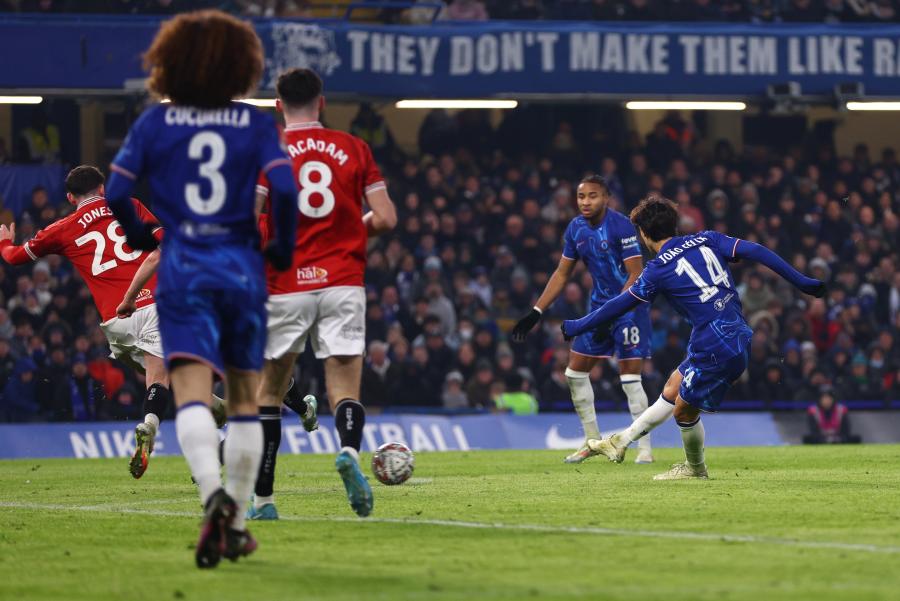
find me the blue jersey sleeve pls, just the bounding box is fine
[255,114,297,258]
[614,216,642,261]
[628,263,660,303]
[107,111,155,241]
[561,220,578,260]
[110,109,154,182]
[702,230,741,262]
[256,112,292,176]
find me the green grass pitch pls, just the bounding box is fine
[1,445,899,601]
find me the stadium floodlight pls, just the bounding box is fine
[159,98,277,107]
[624,101,746,111]
[846,101,900,111]
[0,96,43,104]
[395,99,518,109]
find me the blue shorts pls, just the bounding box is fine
[677,346,750,412]
[156,289,268,376]
[571,305,651,361]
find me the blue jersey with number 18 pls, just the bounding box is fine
[110,102,291,296]
[629,230,751,357]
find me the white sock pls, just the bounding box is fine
[678,417,706,468]
[341,446,360,462]
[224,418,263,532]
[254,494,274,509]
[565,368,601,440]
[143,413,160,432]
[621,374,651,452]
[175,402,222,506]
[620,396,674,445]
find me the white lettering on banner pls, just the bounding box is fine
[788,35,863,75]
[98,431,113,458]
[679,35,701,73]
[626,34,651,73]
[397,35,416,75]
[112,430,133,457]
[70,432,99,459]
[410,424,436,451]
[570,32,599,70]
[729,36,746,74]
[430,425,449,451]
[450,36,473,75]
[362,424,379,451]
[501,32,524,70]
[680,35,776,75]
[651,35,668,73]
[284,426,308,454]
[476,35,499,74]
[379,423,407,446]
[601,33,624,71]
[348,30,368,70]
[704,36,727,75]
[451,425,471,451]
[748,37,777,74]
[873,38,900,76]
[371,32,393,72]
[308,428,336,454]
[418,37,440,75]
[536,32,558,71]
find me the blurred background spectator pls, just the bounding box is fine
[803,388,862,443]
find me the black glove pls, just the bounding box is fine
[592,321,613,344]
[803,280,827,298]
[264,241,293,272]
[125,222,159,251]
[511,308,542,343]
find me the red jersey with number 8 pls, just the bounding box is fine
[258,121,385,294]
[23,196,161,321]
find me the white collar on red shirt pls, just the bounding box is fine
[75,195,105,210]
[284,121,323,132]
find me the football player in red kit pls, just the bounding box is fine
[253,68,397,519]
[0,165,168,479]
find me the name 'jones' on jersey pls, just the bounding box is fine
[260,122,385,294]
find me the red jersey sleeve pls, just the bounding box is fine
[256,172,271,198]
[359,141,386,195]
[23,220,66,260]
[132,198,164,242]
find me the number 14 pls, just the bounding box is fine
[675,247,730,303]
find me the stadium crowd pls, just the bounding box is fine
[1,105,899,422]
[2,0,900,23]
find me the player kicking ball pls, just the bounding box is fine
[561,196,825,479]
[512,175,655,464]
[0,165,176,479]
[104,11,298,567]
[253,68,397,519]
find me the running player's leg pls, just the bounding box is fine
[129,351,171,478]
[315,286,371,516]
[651,395,707,480]
[563,348,601,463]
[250,351,298,520]
[222,366,263,536]
[613,309,654,463]
[589,368,678,463]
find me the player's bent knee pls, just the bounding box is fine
[673,399,700,423]
[564,367,590,380]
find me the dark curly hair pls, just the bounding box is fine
[143,10,263,108]
[630,194,679,242]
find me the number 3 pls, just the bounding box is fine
[185,132,227,215]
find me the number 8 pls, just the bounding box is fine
[298,161,335,218]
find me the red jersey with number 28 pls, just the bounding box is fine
[258,121,385,294]
[23,196,162,321]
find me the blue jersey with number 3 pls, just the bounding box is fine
[110,102,291,295]
[629,231,750,357]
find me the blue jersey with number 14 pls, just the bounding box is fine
[110,102,291,296]
[629,230,750,357]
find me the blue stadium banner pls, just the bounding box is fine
[2,17,900,97]
[0,413,784,459]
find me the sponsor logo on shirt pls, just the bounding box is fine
[296,266,329,286]
[621,235,638,246]
[339,324,365,341]
[136,289,153,301]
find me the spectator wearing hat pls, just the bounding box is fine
[442,371,469,410]
[803,388,860,444]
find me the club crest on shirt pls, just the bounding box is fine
[296,265,328,286]
[714,293,734,311]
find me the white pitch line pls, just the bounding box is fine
[1,500,898,555]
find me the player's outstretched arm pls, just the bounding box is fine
[117,249,160,318]
[263,163,299,271]
[734,240,825,297]
[511,256,576,343]
[0,223,30,265]
[561,290,641,339]
[363,187,398,237]
[106,173,158,251]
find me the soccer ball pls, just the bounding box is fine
[371,442,415,486]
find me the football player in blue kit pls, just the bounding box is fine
[511,175,655,464]
[103,11,298,567]
[562,196,825,480]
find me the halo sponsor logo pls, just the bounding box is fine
[297,265,329,285]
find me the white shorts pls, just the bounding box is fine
[265,286,365,360]
[100,305,164,371]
